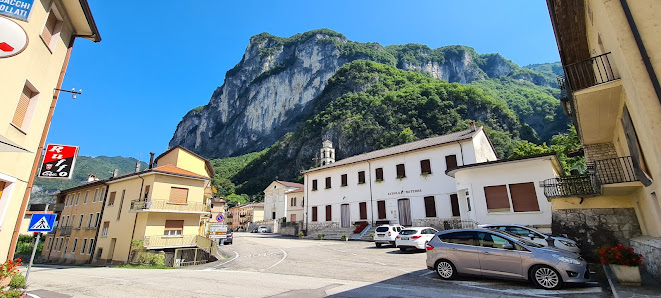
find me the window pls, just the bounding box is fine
[144,185,150,199]
[477,232,512,249]
[484,185,510,212]
[117,190,126,220]
[445,155,458,171]
[377,201,386,219]
[11,84,39,131]
[450,194,460,217]
[64,215,70,226]
[87,213,93,228]
[325,205,332,221]
[164,220,184,236]
[169,187,188,203]
[81,239,88,254]
[424,196,437,217]
[312,207,318,222]
[84,191,89,204]
[75,193,80,205]
[312,180,318,191]
[101,222,109,237]
[57,237,63,251]
[70,215,75,227]
[88,239,95,255]
[509,182,540,212]
[92,189,98,202]
[98,188,106,203]
[71,238,78,253]
[466,196,471,212]
[375,168,383,181]
[77,215,83,228]
[108,191,116,206]
[291,197,296,207]
[439,231,476,246]
[341,174,348,187]
[420,159,431,174]
[95,248,103,259]
[94,212,100,227]
[396,164,406,178]
[41,6,63,51]
[46,238,52,250]
[325,177,331,189]
[358,171,365,184]
[359,202,367,220]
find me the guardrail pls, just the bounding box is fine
[563,52,619,92]
[130,199,209,213]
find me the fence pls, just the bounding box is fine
[130,199,209,213]
[563,52,619,91]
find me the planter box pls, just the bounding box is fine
[610,264,641,285]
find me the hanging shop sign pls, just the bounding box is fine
[0,0,34,21]
[0,16,28,58]
[38,144,79,180]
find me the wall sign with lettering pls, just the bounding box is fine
[38,144,79,180]
[0,0,34,21]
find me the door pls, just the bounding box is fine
[438,231,481,275]
[341,204,350,228]
[291,214,296,222]
[476,232,523,278]
[397,199,412,226]
[107,238,117,264]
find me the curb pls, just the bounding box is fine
[602,264,619,298]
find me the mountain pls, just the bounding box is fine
[30,156,148,204]
[169,29,565,159]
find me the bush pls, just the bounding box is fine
[14,243,32,255]
[297,232,304,237]
[137,252,165,267]
[0,289,23,298]
[9,273,25,289]
[597,243,643,266]
[317,233,325,239]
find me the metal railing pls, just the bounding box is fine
[59,226,72,236]
[143,235,197,249]
[130,199,209,213]
[593,156,639,185]
[50,203,64,212]
[540,175,601,198]
[563,52,619,92]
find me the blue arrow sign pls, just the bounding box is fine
[216,214,224,223]
[27,214,56,232]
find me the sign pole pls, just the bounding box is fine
[25,203,48,284]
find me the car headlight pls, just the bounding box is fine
[559,240,577,247]
[553,254,581,264]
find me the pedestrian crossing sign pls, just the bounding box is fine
[27,214,56,232]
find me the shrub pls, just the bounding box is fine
[1,258,22,279]
[297,232,304,237]
[317,233,325,239]
[0,289,23,298]
[14,243,32,256]
[9,273,25,289]
[597,243,643,267]
[341,234,348,240]
[137,252,165,267]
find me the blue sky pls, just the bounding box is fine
[48,0,560,162]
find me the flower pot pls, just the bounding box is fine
[0,276,10,287]
[610,264,641,285]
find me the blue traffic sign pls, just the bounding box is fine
[216,214,224,223]
[27,213,56,232]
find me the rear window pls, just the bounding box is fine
[399,229,418,235]
[376,227,389,232]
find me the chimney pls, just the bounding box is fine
[469,121,476,132]
[113,169,119,178]
[149,152,155,169]
[87,174,98,182]
[135,161,141,172]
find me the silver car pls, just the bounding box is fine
[478,224,580,253]
[426,229,589,290]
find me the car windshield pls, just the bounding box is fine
[376,227,389,232]
[495,230,545,248]
[399,229,419,235]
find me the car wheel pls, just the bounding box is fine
[531,265,563,290]
[435,259,456,280]
[399,247,407,252]
[376,243,382,248]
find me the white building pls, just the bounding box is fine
[263,180,304,222]
[302,126,497,234]
[446,154,562,233]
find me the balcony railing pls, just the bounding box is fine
[593,156,639,185]
[59,226,72,236]
[130,199,209,213]
[49,203,64,212]
[541,175,601,198]
[143,235,199,249]
[563,52,619,92]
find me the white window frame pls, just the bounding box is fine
[84,190,89,204]
[92,189,98,202]
[88,238,95,255]
[81,238,87,255]
[71,238,78,253]
[87,213,93,228]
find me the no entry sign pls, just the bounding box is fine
[38,144,79,179]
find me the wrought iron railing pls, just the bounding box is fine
[540,175,601,198]
[130,199,209,213]
[593,156,639,185]
[50,203,64,212]
[59,226,72,236]
[563,52,619,92]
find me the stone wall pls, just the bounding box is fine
[249,220,276,233]
[583,143,617,163]
[630,236,661,282]
[552,208,642,260]
[412,218,479,231]
[278,222,303,236]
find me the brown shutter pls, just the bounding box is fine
[424,196,437,217]
[359,202,367,220]
[484,185,510,212]
[622,106,653,185]
[509,182,540,212]
[169,187,189,203]
[377,201,386,219]
[420,159,431,174]
[325,177,331,189]
[108,192,116,206]
[12,86,33,127]
[375,168,383,180]
[450,194,460,217]
[312,179,317,190]
[396,164,406,178]
[445,155,458,171]
[312,207,317,221]
[326,205,332,221]
[164,220,184,231]
[42,12,58,45]
[358,171,365,184]
[341,174,347,186]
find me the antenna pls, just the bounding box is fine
[55,88,83,99]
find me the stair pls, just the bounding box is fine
[359,226,377,241]
[351,224,372,240]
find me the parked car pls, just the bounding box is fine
[395,227,439,251]
[373,224,404,248]
[478,224,580,253]
[223,231,233,244]
[257,226,270,233]
[426,229,589,290]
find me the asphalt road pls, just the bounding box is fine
[25,232,609,297]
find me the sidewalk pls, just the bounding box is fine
[603,265,661,298]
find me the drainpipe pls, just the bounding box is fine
[88,184,110,264]
[126,173,145,261]
[367,161,374,226]
[304,174,308,236]
[456,141,465,166]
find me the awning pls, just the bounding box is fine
[0,134,32,153]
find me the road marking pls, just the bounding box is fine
[26,294,41,298]
[262,248,287,272]
[374,261,386,266]
[207,250,239,270]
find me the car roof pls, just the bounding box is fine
[401,227,432,231]
[479,223,530,229]
[377,224,402,227]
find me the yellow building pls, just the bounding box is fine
[227,203,264,231]
[546,0,661,276]
[0,0,100,261]
[93,147,214,265]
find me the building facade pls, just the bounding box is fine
[303,126,497,235]
[0,0,100,261]
[263,180,304,222]
[227,203,264,231]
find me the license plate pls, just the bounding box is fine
[401,237,409,240]
[377,234,385,237]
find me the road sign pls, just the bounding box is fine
[215,213,224,223]
[27,213,56,232]
[38,144,79,179]
[0,16,28,59]
[209,223,227,239]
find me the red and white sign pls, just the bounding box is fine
[0,16,28,58]
[38,144,79,180]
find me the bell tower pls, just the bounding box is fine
[320,140,335,166]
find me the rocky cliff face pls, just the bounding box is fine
[169,29,557,159]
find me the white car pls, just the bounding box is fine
[257,226,269,233]
[373,224,404,248]
[478,224,580,253]
[395,227,439,251]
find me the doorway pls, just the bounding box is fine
[291,214,296,222]
[107,238,117,264]
[398,199,412,226]
[341,204,350,228]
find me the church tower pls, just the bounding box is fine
[320,140,335,166]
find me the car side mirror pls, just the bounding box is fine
[503,244,514,250]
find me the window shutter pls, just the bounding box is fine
[377,201,386,219]
[312,180,317,190]
[325,177,331,189]
[509,182,540,212]
[312,207,318,221]
[450,194,460,217]
[484,185,510,212]
[445,155,458,171]
[169,187,189,203]
[424,196,437,217]
[359,202,367,220]
[375,168,383,180]
[420,159,431,174]
[164,220,184,231]
[326,205,332,221]
[341,174,347,186]
[12,86,33,127]
[358,171,365,184]
[396,164,406,178]
[42,12,58,45]
[108,192,116,206]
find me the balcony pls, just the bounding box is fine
[59,226,72,236]
[130,199,209,214]
[564,52,619,92]
[49,203,64,212]
[541,175,601,198]
[143,235,199,249]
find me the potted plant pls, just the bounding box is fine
[0,257,21,288]
[597,243,643,285]
[369,233,375,241]
[341,234,348,241]
[298,232,304,239]
[317,233,325,240]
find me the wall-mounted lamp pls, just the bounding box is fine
[55,88,82,99]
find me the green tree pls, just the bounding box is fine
[509,141,551,158]
[225,193,249,207]
[550,125,585,174]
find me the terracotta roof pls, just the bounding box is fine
[290,187,304,193]
[276,180,304,189]
[152,164,209,179]
[303,127,485,174]
[155,146,215,177]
